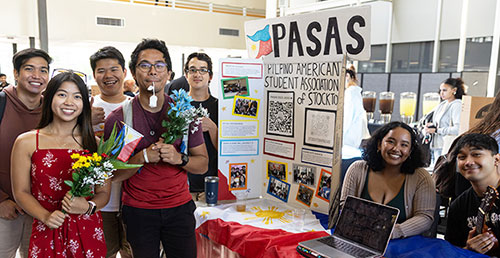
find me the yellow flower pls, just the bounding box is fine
[70,153,80,160]
[84,162,91,168]
[79,156,87,163]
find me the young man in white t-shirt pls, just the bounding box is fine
[90,46,133,258]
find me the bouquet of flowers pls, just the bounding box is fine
[162,89,208,153]
[65,123,143,197]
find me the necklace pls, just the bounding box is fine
[138,101,164,137]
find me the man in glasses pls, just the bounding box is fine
[89,46,133,258]
[0,48,52,258]
[445,133,500,255]
[103,39,208,258]
[184,52,218,201]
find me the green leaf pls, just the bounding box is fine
[72,172,79,182]
[109,159,143,169]
[64,180,73,188]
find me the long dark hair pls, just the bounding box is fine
[467,90,500,137]
[37,72,97,152]
[362,121,425,174]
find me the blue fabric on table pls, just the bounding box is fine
[311,210,333,234]
[310,211,486,258]
[385,236,487,258]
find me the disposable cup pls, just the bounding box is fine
[292,209,306,231]
[234,191,248,212]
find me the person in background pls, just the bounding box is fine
[11,72,110,257]
[341,65,370,186]
[445,134,500,256]
[185,52,218,201]
[0,73,10,91]
[0,48,52,258]
[166,73,189,95]
[123,79,137,98]
[103,38,208,258]
[89,46,133,258]
[424,77,465,163]
[341,122,435,239]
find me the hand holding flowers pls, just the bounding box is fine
[161,89,208,153]
[64,123,143,205]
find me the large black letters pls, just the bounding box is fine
[272,23,286,58]
[324,17,342,55]
[288,21,304,57]
[346,15,365,55]
[306,22,322,57]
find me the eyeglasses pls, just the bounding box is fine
[186,68,210,75]
[136,62,168,72]
[51,68,87,84]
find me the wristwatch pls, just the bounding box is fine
[180,153,189,167]
[87,201,97,215]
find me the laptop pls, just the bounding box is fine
[297,195,399,258]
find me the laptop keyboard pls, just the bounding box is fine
[318,237,374,258]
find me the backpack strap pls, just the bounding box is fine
[122,99,133,127]
[0,91,6,125]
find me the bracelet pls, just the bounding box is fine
[143,149,149,163]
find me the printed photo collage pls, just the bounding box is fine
[221,74,259,192]
[263,91,334,207]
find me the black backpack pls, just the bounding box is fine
[0,91,6,124]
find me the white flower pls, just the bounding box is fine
[69,239,79,254]
[93,227,104,242]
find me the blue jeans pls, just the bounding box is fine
[122,200,197,258]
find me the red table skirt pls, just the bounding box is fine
[196,218,329,258]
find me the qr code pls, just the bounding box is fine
[268,100,293,135]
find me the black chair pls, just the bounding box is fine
[423,192,441,238]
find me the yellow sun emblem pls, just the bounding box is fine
[200,211,210,219]
[251,44,257,51]
[222,106,227,111]
[244,206,293,224]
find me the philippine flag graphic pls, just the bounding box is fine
[247,24,272,59]
[116,123,143,162]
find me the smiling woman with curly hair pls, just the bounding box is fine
[341,121,436,239]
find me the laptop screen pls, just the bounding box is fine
[334,196,399,253]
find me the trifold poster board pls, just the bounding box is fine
[218,59,265,200]
[218,6,371,214]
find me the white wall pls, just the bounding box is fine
[46,0,258,49]
[369,1,391,45]
[391,0,496,43]
[0,0,38,39]
[0,0,262,49]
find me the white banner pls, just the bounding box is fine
[245,5,371,63]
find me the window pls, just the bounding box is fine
[391,41,433,72]
[358,44,386,73]
[464,37,492,71]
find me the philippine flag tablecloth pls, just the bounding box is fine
[195,198,329,257]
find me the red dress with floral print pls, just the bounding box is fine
[28,131,106,258]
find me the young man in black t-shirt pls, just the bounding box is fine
[445,133,500,255]
[184,52,218,200]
